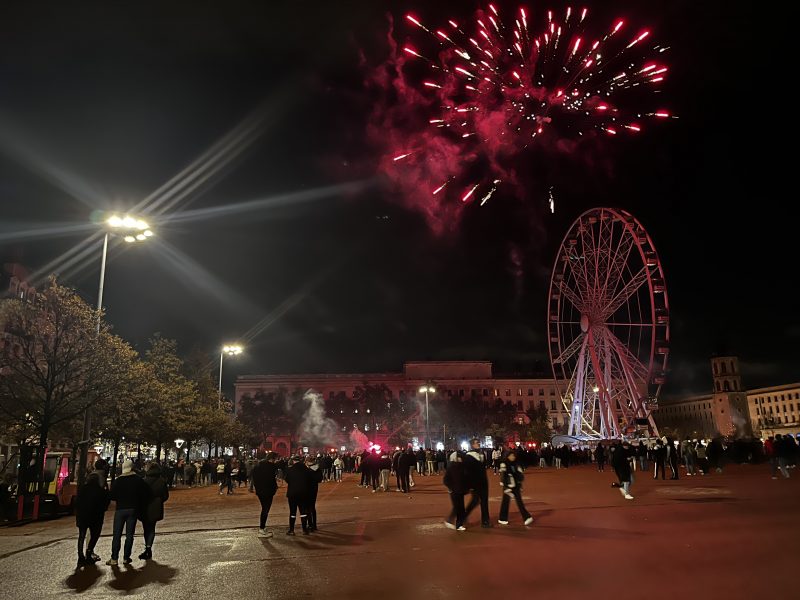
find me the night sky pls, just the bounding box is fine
[0,1,793,398]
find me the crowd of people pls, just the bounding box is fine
[16,430,795,569]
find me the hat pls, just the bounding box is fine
[121,459,134,475]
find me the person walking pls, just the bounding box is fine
[107,459,150,566]
[252,453,279,537]
[284,456,311,535]
[612,441,635,500]
[139,463,169,560]
[463,438,491,528]
[497,450,534,526]
[443,451,468,531]
[491,447,502,474]
[398,448,413,493]
[378,450,392,492]
[75,472,110,567]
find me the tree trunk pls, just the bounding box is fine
[186,440,192,461]
[208,440,212,459]
[136,440,141,460]
[111,438,120,484]
[155,441,162,463]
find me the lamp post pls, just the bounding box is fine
[78,214,154,485]
[175,438,185,461]
[419,383,436,449]
[218,344,243,410]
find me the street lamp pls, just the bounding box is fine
[175,438,185,461]
[78,213,154,485]
[419,383,436,449]
[218,344,243,410]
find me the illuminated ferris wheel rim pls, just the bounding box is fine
[547,207,669,439]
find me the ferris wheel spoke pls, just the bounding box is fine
[552,332,586,366]
[604,230,636,303]
[556,278,585,313]
[603,265,649,320]
[602,327,650,383]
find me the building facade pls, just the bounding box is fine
[235,361,568,453]
[656,356,798,438]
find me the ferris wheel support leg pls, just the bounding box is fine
[587,329,620,438]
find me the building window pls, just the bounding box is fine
[551,400,556,410]
[459,389,464,397]
[550,388,555,395]
[539,388,545,396]
[716,382,721,392]
[721,362,727,375]
[517,400,523,409]
[528,388,534,396]
[505,389,511,397]
[518,389,523,396]
[539,400,545,410]
[483,388,489,396]
[713,363,718,375]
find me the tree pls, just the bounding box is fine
[0,279,136,493]
[138,335,198,461]
[522,405,553,444]
[387,422,415,448]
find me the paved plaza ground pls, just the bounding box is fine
[0,463,798,599]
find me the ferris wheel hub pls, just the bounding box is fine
[580,314,589,333]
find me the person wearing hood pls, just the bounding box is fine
[75,472,111,567]
[107,459,150,566]
[284,456,312,535]
[305,456,323,532]
[139,463,169,560]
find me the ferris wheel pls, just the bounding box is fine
[547,208,669,440]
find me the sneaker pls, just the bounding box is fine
[624,494,634,500]
[138,548,151,560]
[258,528,273,538]
[524,517,534,526]
[286,530,295,536]
[457,526,467,531]
[772,476,778,480]
[89,554,101,563]
[497,520,509,525]
[443,521,456,530]
[619,487,626,497]
[123,557,132,565]
[106,559,118,566]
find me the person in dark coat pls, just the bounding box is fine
[306,456,324,531]
[139,463,169,560]
[107,459,150,565]
[93,457,109,489]
[443,451,468,530]
[612,441,634,499]
[284,457,311,535]
[398,448,414,493]
[75,472,111,566]
[595,444,606,472]
[463,438,491,528]
[252,453,279,536]
[497,450,534,526]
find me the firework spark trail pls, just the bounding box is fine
[369,4,672,228]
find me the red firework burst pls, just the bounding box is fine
[376,4,672,214]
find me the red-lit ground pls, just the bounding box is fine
[1,463,797,599]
